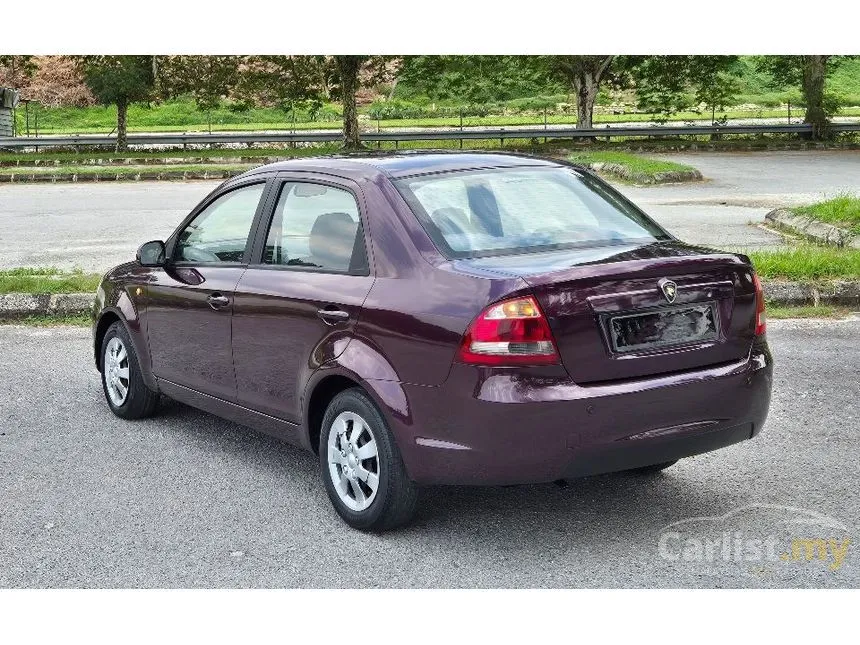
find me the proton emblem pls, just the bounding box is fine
[658,278,678,304]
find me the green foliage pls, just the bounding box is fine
[630,56,741,117]
[158,56,241,112]
[78,56,155,106]
[630,56,693,115]
[690,57,740,114]
[765,305,852,319]
[395,56,561,103]
[794,195,860,234]
[568,151,695,175]
[1,313,92,327]
[238,55,334,113]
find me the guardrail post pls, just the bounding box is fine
[544,108,548,144]
[459,109,464,149]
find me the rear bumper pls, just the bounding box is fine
[392,345,773,485]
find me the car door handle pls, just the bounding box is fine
[317,307,350,324]
[207,293,231,310]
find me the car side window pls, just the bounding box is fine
[176,183,265,263]
[263,182,366,274]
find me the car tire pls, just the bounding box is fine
[319,387,418,531]
[100,321,159,420]
[626,460,678,475]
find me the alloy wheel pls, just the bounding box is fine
[104,336,130,407]
[327,411,380,512]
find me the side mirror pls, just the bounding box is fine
[136,240,166,267]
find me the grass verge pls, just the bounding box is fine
[0,268,101,294]
[567,151,700,184]
[0,163,252,176]
[0,146,341,165]
[746,246,860,281]
[766,305,855,319]
[2,134,857,171]
[793,195,860,235]
[15,101,860,135]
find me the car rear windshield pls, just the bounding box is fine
[394,166,671,259]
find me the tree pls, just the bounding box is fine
[551,56,615,129]
[158,56,241,132]
[13,55,95,108]
[77,56,155,151]
[334,56,365,149]
[0,55,35,89]
[238,55,333,121]
[757,55,847,139]
[630,56,740,122]
[690,57,740,124]
[630,56,693,117]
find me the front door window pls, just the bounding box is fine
[176,183,265,263]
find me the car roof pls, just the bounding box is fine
[238,151,564,182]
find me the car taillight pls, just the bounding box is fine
[457,295,560,365]
[753,273,766,336]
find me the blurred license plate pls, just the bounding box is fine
[609,303,718,353]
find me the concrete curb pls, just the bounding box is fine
[0,293,93,318]
[0,156,282,168]
[1,280,857,319]
[765,208,859,248]
[763,280,860,307]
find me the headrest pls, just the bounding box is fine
[309,212,357,270]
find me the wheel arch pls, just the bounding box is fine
[94,309,122,370]
[93,306,158,392]
[302,367,411,458]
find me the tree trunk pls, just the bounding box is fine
[116,96,128,152]
[337,56,362,150]
[572,74,599,129]
[557,56,614,131]
[801,55,828,140]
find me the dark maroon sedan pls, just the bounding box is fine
[92,152,772,530]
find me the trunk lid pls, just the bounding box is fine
[455,241,758,384]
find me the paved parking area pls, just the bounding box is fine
[0,150,857,271]
[1,318,857,588]
[618,150,859,250]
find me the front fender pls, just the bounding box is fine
[93,268,157,391]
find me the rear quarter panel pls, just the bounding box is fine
[352,174,529,386]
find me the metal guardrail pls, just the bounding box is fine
[1,122,859,149]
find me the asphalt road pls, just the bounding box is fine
[1,150,857,271]
[1,318,857,588]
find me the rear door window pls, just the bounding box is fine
[263,182,367,274]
